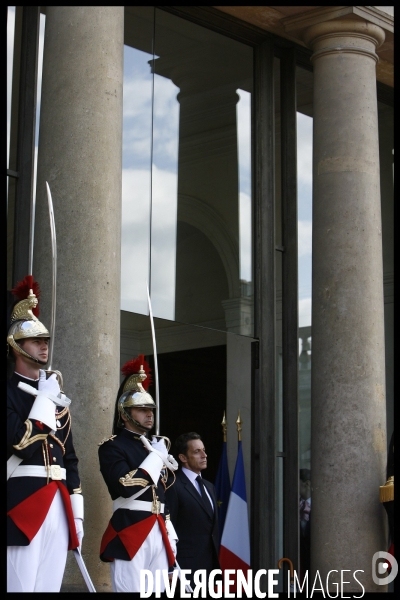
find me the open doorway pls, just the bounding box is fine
[148,344,227,483]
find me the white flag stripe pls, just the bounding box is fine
[220,491,250,565]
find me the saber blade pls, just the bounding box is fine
[146,283,160,435]
[45,181,57,370]
[73,548,97,592]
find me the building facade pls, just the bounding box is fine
[7,6,394,593]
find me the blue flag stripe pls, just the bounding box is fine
[214,441,231,544]
[231,441,247,502]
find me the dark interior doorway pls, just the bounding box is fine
[147,344,226,484]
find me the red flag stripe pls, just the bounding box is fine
[219,545,251,595]
[219,544,250,571]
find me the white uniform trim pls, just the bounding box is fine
[112,497,165,513]
[9,465,66,479]
[7,454,23,480]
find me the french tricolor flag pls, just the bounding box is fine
[219,440,250,588]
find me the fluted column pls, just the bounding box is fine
[34,6,124,590]
[305,20,387,592]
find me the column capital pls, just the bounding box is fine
[302,19,385,63]
[281,7,388,64]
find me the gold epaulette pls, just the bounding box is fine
[98,434,117,446]
[380,476,394,503]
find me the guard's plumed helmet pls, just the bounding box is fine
[7,275,50,364]
[116,354,155,431]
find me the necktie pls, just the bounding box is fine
[196,475,213,517]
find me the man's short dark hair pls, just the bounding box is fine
[174,432,202,465]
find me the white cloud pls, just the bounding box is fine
[121,166,178,320]
[298,220,312,257]
[122,51,180,320]
[123,68,180,173]
[150,166,178,321]
[123,78,153,119]
[237,89,252,282]
[121,168,151,313]
[297,112,313,186]
[237,89,251,195]
[299,297,312,328]
[239,191,252,281]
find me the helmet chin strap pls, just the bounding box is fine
[123,409,154,434]
[10,341,48,366]
[34,356,48,366]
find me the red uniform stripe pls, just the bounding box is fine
[119,516,157,560]
[7,481,79,550]
[156,515,175,567]
[100,514,175,566]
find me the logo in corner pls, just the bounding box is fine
[372,551,398,585]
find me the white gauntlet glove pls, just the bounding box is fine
[169,537,177,558]
[19,372,72,433]
[74,518,84,547]
[152,439,179,472]
[139,436,165,484]
[71,494,84,548]
[141,436,179,472]
[166,519,178,558]
[151,438,168,456]
[38,370,60,395]
[39,370,71,407]
[152,437,179,472]
[20,373,59,433]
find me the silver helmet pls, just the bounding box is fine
[7,278,50,365]
[117,355,155,431]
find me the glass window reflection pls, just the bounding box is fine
[122,7,254,337]
[297,65,313,581]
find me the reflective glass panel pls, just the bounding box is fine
[7,6,16,173]
[377,100,394,442]
[296,65,313,579]
[122,8,254,336]
[122,7,155,315]
[7,7,45,289]
[120,310,252,486]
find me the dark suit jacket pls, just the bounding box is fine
[166,468,220,575]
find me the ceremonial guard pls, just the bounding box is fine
[98,355,179,593]
[7,276,84,592]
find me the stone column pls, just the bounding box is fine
[34,6,124,590]
[304,20,387,592]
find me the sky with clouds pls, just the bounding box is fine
[7,6,313,331]
[121,43,313,328]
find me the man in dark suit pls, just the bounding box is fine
[165,432,220,585]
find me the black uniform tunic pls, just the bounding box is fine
[98,428,172,562]
[7,372,81,546]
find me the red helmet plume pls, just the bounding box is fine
[11,275,41,317]
[121,354,152,390]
